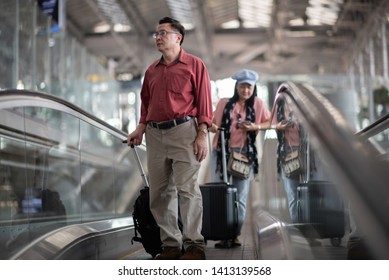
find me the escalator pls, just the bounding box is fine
[0,89,146,259]
[252,82,389,260]
[1,85,388,260]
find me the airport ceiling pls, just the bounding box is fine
[65,0,389,81]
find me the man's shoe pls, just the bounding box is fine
[154,246,182,260]
[214,240,232,248]
[180,246,206,260]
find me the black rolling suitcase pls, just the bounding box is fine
[296,139,345,246]
[297,180,345,243]
[200,128,239,241]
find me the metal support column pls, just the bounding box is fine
[368,39,375,121]
[382,21,388,82]
[32,2,37,90]
[13,0,19,88]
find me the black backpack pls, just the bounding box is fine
[131,186,162,258]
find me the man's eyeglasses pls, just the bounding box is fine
[152,30,180,38]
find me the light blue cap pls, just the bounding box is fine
[231,69,259,86]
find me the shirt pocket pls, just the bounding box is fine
[169,73,192,94]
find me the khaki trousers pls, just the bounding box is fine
[145,119,205,249]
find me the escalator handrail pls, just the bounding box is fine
[355,112,389,140]
[272,82,389,258]
[10,217,133,260]
[0,89,128,141]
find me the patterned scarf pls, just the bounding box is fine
[216,98,259,177]
[276,99,309,175]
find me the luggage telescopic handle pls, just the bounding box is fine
[218,128,228,184]
[305,136,310,183]
[123,140,150,187]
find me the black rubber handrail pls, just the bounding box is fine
[355,112,389,140]
[272,82,389,259]
[0,89,128,141]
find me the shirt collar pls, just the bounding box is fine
[155,48,189,67]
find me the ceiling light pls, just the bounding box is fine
[239,0,273,28]
[116,73,134,81]
[93,22,111,33]
[113,24,131,32]
[306,0,343,26]
[221,20,240,29]
[289,18,305,26]
[182,23,194,31]
[284,30,316,37]
[166,0,194,30]
[96,0,132,29]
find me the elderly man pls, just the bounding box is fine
[127,17,213,260]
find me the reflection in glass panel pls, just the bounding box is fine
[372,129,389,154]
[0,107,82,258]
[79,121,115,221]
[260,96,348,256]
[0,102,142,259]
[23,106,82,221]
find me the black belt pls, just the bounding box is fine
[149,116,192,129]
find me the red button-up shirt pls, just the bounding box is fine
[139,48,213,127]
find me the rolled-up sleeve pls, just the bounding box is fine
[194,60,213,127]
[139,73,150,125]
